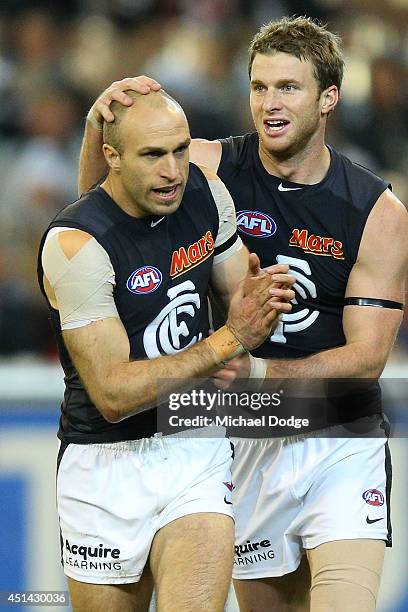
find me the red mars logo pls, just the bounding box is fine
[289,228,344,259]
[170,231,215,278]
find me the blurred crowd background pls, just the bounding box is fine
[0,0,407,360]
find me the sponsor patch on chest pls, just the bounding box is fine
[126,266,162,294]
[170,230,215,278]
[236,210,277,238]
[289,228,344,260]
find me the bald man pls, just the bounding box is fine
[38,90,294,612]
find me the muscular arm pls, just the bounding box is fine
[42,230,278,423]
[63,316,232,422]
[211,248,294,315]
[78,121,107,196]
[265,189,408,379]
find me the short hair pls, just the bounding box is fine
[103,89,183,155]
[248,16,344,93]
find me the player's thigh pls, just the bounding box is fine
[307,539,385,612]
[233,554,310,612]
[149,512,234,612]
[67,563,154,612]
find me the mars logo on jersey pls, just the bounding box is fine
[170,231,215,278]
[289,228,344,259]
[126,266,162,294]
[362,489,384,506]
[237,210,277,238]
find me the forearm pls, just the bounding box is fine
[266,341,390,380]
[89,326,243,422]
[78,121,107,195]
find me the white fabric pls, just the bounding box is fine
[231,425,389,579]
[57,436,233,584]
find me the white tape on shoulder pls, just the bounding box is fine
[207,178,237,247]
[42,231,119,329]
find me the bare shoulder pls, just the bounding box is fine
[189,139,222,172]
[346,188,408,301]
[355,188,408,283]
[376,188,406,211]
[57,230,93,259]
[370,188,407,226]
[195,164,220,182]
[361,189,408,250]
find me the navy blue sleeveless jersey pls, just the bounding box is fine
[218,133,388,421]
[218,133,388,358]
[38,163,230,443]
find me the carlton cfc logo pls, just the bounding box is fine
[127,266,162,294]
[236,210,277,238]
[362,489,384,507]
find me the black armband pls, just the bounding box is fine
[344,297,404,310]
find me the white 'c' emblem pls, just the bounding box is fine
[271,255,319,344]
[143,281,202,358]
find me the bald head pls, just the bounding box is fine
[103,89,187,155]
[101,88,191,219]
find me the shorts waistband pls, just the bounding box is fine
[87,426,226,453]
[282,415,387,443]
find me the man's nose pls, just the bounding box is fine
[160,155,180,180]
[262,89,283,112]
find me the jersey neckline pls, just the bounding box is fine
[95,185,169,227]
[250,132,339,195]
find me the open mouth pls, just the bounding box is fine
[152,184,181,201]
[263,119,290,135]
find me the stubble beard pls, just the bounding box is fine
[260,111,321,163]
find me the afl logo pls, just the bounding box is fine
[127,266,162,295]
[362,489,384,507]
[236,210,277,238]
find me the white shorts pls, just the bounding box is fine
[231,422,391,579]
[57,434,234,584]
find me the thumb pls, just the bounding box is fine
[247,252,260,277]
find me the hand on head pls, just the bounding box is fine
[87,76,162,130]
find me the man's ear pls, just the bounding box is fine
[321,85,339,116]
[103,143,121,173]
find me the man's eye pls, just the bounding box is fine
[175,146,188,155]
[254,84,265,92]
